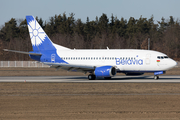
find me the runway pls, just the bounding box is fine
[0,75,180,82]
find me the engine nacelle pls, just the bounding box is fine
[94,66,116,77]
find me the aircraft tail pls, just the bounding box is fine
[26,15,70,52]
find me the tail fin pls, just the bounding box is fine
[26,15,70,52]
[26,16,56,51]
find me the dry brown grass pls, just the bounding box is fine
[1,83,180,119]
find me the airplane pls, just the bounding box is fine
[4,15,177,80]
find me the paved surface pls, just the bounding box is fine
[1,75,180,82]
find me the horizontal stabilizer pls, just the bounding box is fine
[3,49,42,56]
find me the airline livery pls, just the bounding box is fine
[4,16,177,80]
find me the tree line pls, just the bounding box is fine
[0,13,180,61]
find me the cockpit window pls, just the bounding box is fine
[157,56,169,59]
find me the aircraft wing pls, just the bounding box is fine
[43,62,96,73]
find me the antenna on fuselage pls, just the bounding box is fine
[148,38,150,50]
[107,46,109,50]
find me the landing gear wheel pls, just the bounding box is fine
[104,77,111,80]
[154,75,159,80]
[88,74,96,80]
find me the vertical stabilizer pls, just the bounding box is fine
[26,16,56,52]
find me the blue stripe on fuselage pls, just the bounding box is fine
[29,50,68,64]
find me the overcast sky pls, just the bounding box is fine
[0,0,180,26]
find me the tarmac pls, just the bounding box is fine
[1,75,180,82]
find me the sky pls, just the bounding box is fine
[0,0,180,27]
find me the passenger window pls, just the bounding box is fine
[161,56,164,59]
[157,56,160,59]
[99,57,101,60]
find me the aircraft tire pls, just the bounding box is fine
[154,75,159,80]
[88,74,96,80]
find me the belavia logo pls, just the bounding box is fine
[116,57,143,65]
[157,60,160,62]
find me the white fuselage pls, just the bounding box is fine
[56,49,177,72]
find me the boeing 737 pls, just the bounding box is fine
[4,15,177,80]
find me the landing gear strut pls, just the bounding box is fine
[154,75,159,80]
[88,74,96,80]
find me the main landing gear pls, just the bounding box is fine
[154,75,159,80]
[88,74,112,80]
[88,74,96,80]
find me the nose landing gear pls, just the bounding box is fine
[154,71,164,80]
[154,75,159,80]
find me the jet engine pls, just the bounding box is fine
[94,66,116,77]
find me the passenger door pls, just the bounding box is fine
[146,54,151,65]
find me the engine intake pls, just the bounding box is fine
[94,66,116,77]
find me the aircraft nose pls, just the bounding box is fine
[171,60,177,67]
